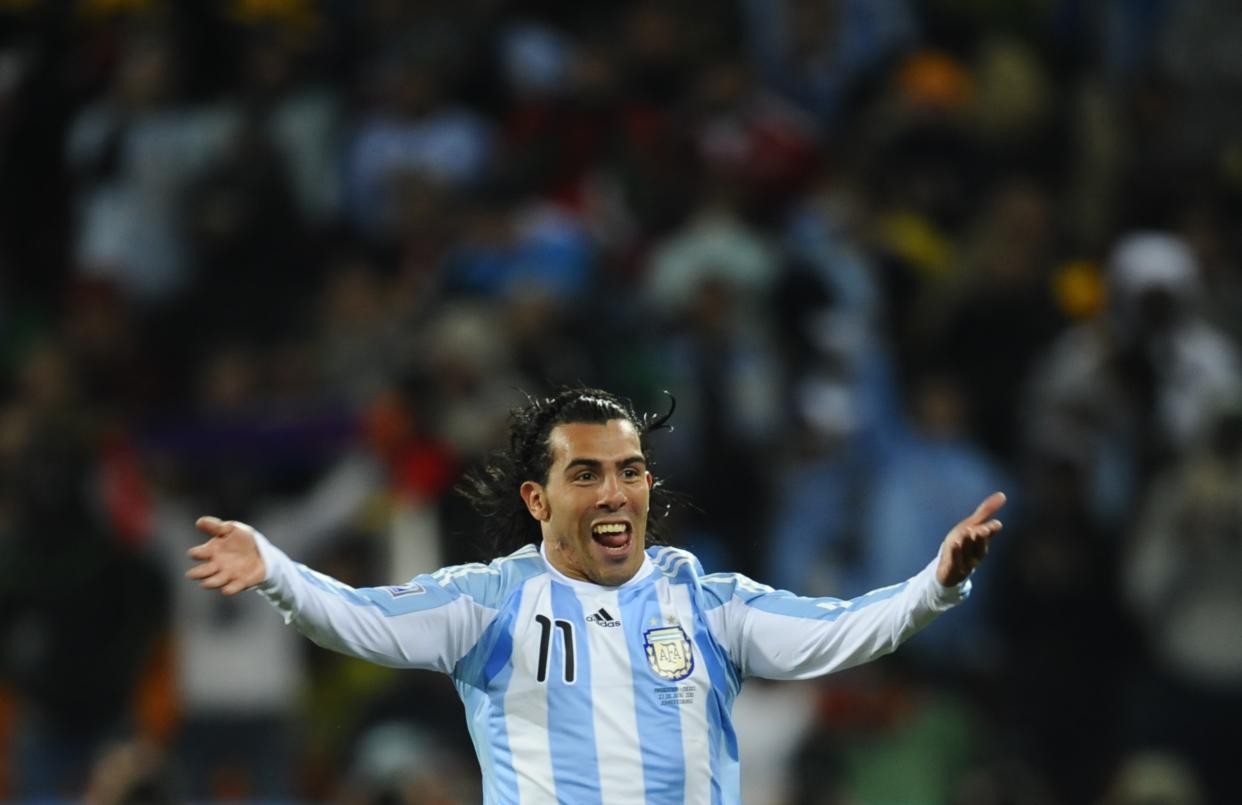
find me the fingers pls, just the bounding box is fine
[199,571,232,590]
[964,491,1008,526]
[962,521,999,551]
[953,533,984,559]
[195,515,231,538]
[948,525,995,571]
[939,506,1004,586]
[188,516,262,596]
[185,561,218,580]
[962,533,989,564]
[961,520,1003,541]
[188,564,252,595]
[189,517,253,560]
[195,516,257,538]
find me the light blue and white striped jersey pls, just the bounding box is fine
[254,536,969,804]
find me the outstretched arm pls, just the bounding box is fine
[710,492,1006,681]
[185,517,495,673]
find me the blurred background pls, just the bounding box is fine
[1,0,1240,802]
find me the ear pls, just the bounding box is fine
[520,480,549,521]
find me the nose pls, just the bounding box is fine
[597,474,627,510]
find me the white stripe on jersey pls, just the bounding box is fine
[504,575,557,802]
[668,580,713,803]
[432,545,539,584]
[576,587,646,803]
[655,546,695,573]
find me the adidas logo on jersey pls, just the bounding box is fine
[585,607,621,628]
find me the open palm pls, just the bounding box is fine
[937,492,1006,587]
[186,516,267,596]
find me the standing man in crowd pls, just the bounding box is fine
[187,387,1004,803]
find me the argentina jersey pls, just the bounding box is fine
[254,535,969,804]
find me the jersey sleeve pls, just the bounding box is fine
[702,551,970,680]
[253,531,496,673]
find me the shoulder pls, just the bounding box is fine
[644,546,773,611]
[425,544,548,611]
[697,571,779,609]
[647,545,706,584]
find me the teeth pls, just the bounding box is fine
[593,523,627,534]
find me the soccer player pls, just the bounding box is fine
[186,388,1004,804]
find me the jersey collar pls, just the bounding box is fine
[538,543,656,592]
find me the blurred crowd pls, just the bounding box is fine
[1,0,1241,803]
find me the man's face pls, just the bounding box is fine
[521,419,653,586]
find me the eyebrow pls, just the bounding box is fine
[564,455,647,473]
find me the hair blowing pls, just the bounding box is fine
[457,387,677,557]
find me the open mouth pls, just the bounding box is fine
[591,522,632,554]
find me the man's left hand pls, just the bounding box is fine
[937,492,1006,587]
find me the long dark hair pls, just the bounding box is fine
[457,387,677,556]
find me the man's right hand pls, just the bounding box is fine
[186,516,267,595]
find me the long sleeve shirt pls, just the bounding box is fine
[254,536,969,804]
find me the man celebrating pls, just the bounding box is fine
[187,388,1004,803]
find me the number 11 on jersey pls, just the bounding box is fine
[534,614,576,684]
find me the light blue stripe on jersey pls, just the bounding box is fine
[447,552,560,805]
[461,685,503,804]
[654,546,702,584]
[467,589,522,805]
[657,548,732,803]
[547,582,603,804]
[690,609,738,804]
[437,544,543,608]
[703,573,912,621]
[294,565,460,614]
[619,582,686,802]
[447,547,549,804]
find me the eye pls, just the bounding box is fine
[622,467,642,480]
[574,470,596,482]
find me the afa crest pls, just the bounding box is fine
[643,625,694,681]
